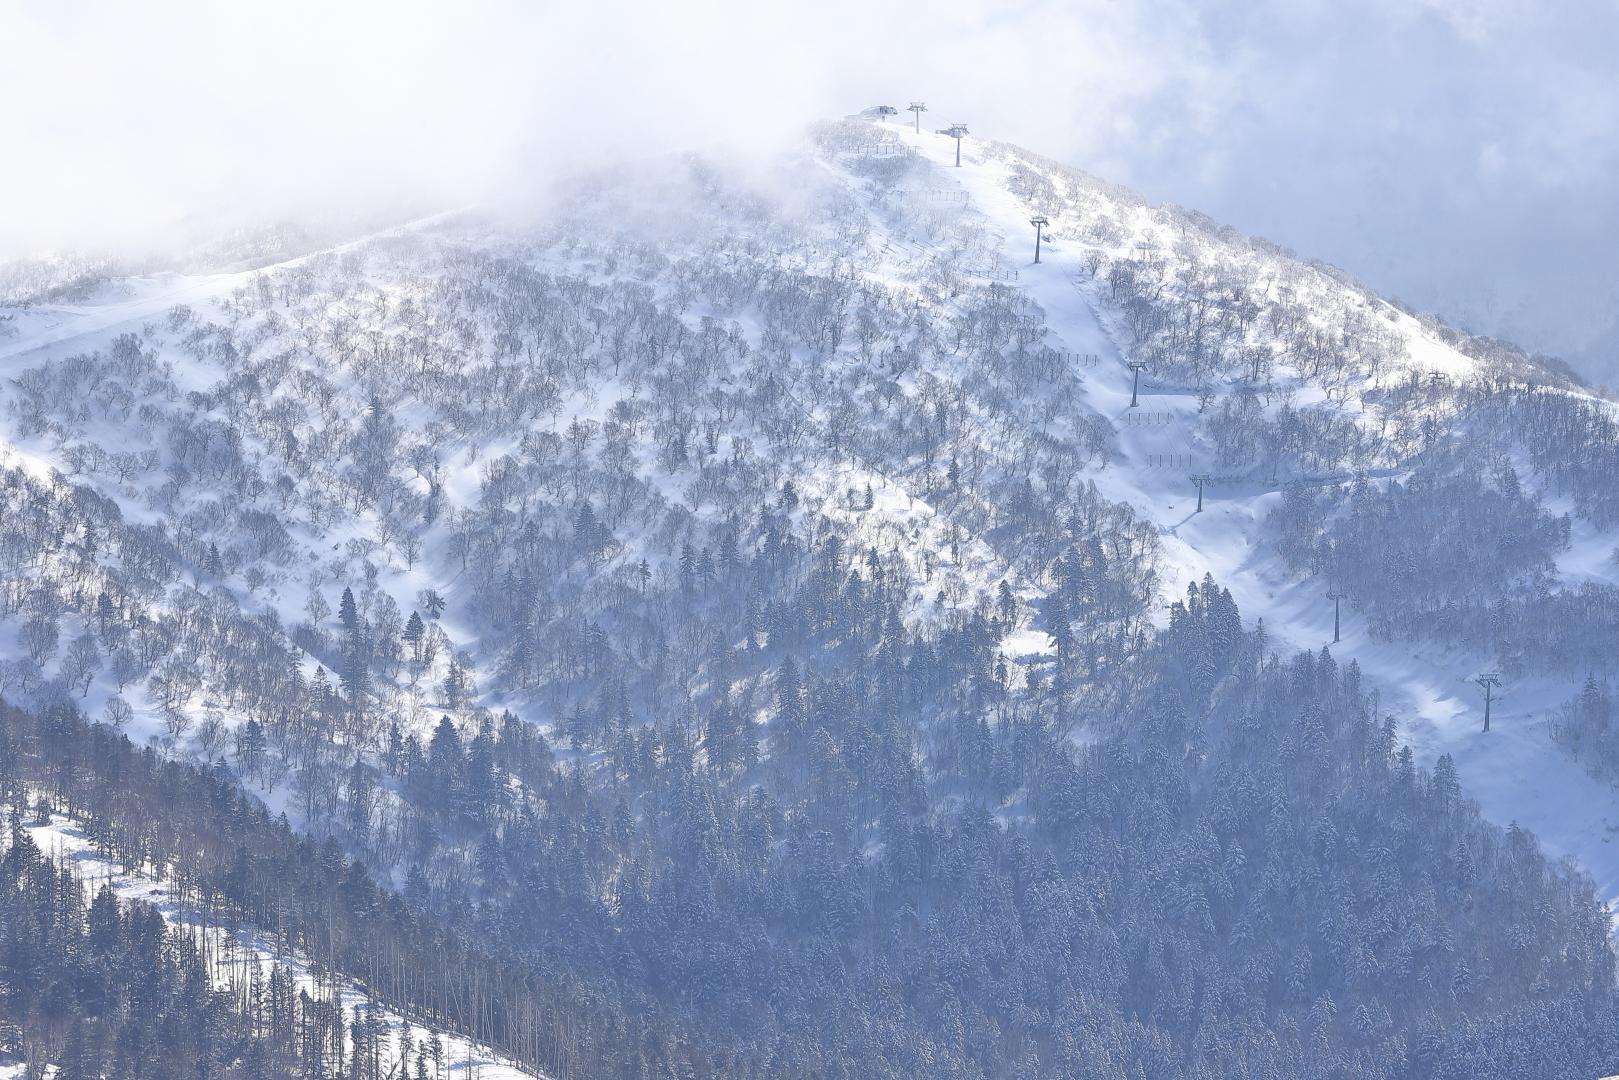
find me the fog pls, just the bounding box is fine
[6,0,1618,377]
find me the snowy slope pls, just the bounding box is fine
[1,115,1617,916]
[26,807,544,1080]
[0,216,491,768]
[878,121,1619,905]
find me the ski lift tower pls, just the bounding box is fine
[1030,215,1049,264]
[1191,473,1212,513]
[1475,672,1502,732]
[945,123,970,166]
[908,101,928,133]
[1127,360,1149,408]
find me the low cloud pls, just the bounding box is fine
[6,0,1617,374]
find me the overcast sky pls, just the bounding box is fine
[6,0,1618,378]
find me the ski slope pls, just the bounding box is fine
[886,121,1619,906]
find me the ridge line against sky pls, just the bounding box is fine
[5,0,1618,379]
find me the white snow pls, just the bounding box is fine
[887,120,1619,907]
[4,116,1619,920]
[26,809,545,1080]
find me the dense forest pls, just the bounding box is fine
[2,583,1618,1076]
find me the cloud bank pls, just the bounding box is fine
[5,0,1617,375]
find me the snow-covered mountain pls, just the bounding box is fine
[2,116,1618,1076]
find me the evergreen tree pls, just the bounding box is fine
[338,586,359,633]
[403,610,426,665]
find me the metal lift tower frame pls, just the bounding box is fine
[1475,673,1501,732]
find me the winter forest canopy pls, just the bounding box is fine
[0,81,1618,1080]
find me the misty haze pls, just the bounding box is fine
[1,2,1618,1077]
